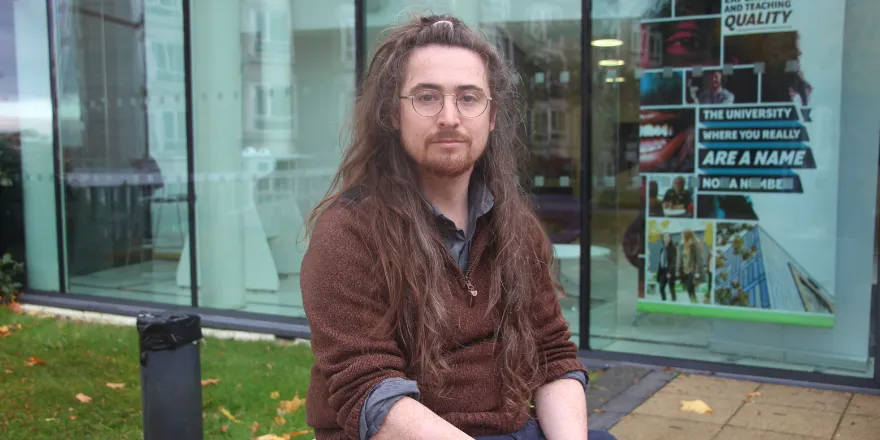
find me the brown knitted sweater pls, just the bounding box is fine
[300,201,588,439]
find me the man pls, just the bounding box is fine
[689,71,734,105]
[656,233,677,302]
[662,176,693,217]
[300,15,616,440]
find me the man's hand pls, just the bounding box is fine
[534,378,588,440]
[372,397,474,440]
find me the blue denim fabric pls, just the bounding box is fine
[474,420,617,440]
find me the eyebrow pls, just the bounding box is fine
[406,83,486,94]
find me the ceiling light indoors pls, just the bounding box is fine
[605,77,625,83]
[599,59,625,67]
[592,38,624,47]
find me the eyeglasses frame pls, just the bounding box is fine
[399,90,493,118]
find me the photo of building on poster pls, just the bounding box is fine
[635,0,841,327]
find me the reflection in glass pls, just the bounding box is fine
[54,0,190,305]
[182,0,355,315]
[590,0,877,378]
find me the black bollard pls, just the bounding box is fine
[137,312,204,440]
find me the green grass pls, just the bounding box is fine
[0,306,315,439]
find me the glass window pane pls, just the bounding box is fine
[2,0,61,292]
[190,0,354,317]
[591,0,878,378]
[43,0,191,306]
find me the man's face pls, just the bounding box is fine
[710,72,722,90]
[674,178,683,190]
[396,45,495,178]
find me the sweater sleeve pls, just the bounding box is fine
[530,227,589,384]
[300,205,410,439]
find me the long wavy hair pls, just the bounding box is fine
[306,14,559,413]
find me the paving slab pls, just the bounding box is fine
[601,370,678,415]
[834,413,880,440]
[587,365,653,410]
[714,425,826,440]
[845,393,880,417]
[587,410,628,432]
[751,384,851,412]
[633,390,745,425]
[609,413,721,440]
[728,402,842,439]
[661,374,761,398]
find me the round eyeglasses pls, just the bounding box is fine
[399,89,492,118]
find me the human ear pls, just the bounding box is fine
[489,105,496,131]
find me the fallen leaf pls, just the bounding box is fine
[25,356,46,367]
[279,394,306,414]
[288,430,312,437]
[8,302,23,314]
[106,383,125,389]
[254,435,285,440]
[746,391,761,398]
[593,409,606,413]
[201,378,221,387]
[0,325,10,336]
[218,407,241,424]
[274,416,286,426]
[220,425,228,433]
[249,421,260,434]
[44,418,55,422]
[69,416,77,421]
[680,399,713,414]
[270,391,280,400]
[75,393,92,404]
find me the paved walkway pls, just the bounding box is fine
[584,364,880,439]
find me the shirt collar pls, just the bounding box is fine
[427,172,495,223]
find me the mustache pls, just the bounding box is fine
[428,132,470,143]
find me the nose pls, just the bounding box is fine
[436,94,460,127]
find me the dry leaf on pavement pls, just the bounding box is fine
[75,393,92,403]
[218,407,242,424]
[680,399,713,414]
[201,378,221,387]
[25,356,46,366]
[106,383,126,389]
[746,391,761,399]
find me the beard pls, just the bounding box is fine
[421,145,477,178]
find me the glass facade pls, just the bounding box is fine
[0,0,877,387]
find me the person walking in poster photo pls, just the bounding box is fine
[689,71,734,105]
[657,233,678,302]
[299,15,616,440]
[662,176,693,217]
[677,229,705,304]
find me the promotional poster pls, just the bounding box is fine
[636,0,842,327]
